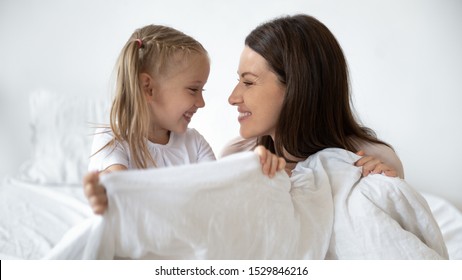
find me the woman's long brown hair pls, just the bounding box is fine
[245,14,391,160]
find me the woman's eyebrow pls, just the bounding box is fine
[239,71,258,78]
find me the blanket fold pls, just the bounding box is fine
[45,152,333,259]
[45,149,448,259]
[304,149,448,259]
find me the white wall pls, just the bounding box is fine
[1,0,461,210]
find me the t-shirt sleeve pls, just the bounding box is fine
[88,128,129,171]
[191,129,216,162]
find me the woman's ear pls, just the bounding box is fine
[139,73,153,98]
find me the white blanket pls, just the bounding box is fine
[45,149,448,259]
[45,152,333,259]
[298,149,449,259]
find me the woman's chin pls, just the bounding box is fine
[239,128,257,139]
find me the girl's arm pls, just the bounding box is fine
[83,164,127,215]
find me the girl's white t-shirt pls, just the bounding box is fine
[88,128,216,171]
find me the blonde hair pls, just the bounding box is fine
[104,25,207,169]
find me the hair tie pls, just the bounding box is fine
[135,39,143,49]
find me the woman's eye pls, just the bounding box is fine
[237,79,253,86]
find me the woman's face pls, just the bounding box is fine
[228,46,285,139]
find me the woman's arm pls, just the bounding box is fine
[222,136,403,178]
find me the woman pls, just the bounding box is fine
[223,14,404,178]
[223,14,447,259]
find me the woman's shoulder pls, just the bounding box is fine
[220,136,257,157]
[353,138,405,179]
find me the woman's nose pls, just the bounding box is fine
[228,85,241,105]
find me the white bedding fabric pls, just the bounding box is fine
[315,150,449,259]
[423,192,462,259]
[0,179,91,259]
[45,152,333,259]
[45,149,448,260]
[18,90,109,186]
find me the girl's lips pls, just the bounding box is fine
[184,112,195,122]
[238,112,252,122]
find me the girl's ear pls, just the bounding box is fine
[139,73,154,98]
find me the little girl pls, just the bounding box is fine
[83,24,285,214]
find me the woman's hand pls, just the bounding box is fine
[355,150,398,177]
[254,145,286,178]
[83,171,108,215]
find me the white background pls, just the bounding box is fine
[0,0,461,210]
[2,260,462,280]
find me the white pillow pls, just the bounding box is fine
[18,90,110,185]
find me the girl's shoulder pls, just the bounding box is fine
[180,128,207,141]
[93,126,113,136]
[175,128,216,162]
[170,128,210,147]
[184,127,201,136]
[91,127,114,144]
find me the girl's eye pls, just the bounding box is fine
[188,88,205,94]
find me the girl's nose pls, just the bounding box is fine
[195,92,205,108]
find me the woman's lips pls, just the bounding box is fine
[238,112,252,122]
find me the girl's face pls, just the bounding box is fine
[228,46,285,140]
[146,52,210,142]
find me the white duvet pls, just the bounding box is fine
[45,148,448,259]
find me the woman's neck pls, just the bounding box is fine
[281,147,306,175]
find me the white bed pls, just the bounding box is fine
[0,90,106,259]
[1,90,461,260]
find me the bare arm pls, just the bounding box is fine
[83,164,127,215]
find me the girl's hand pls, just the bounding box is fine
[254,145,286,178]
[355,150,398,177]
[83,171,108,215]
